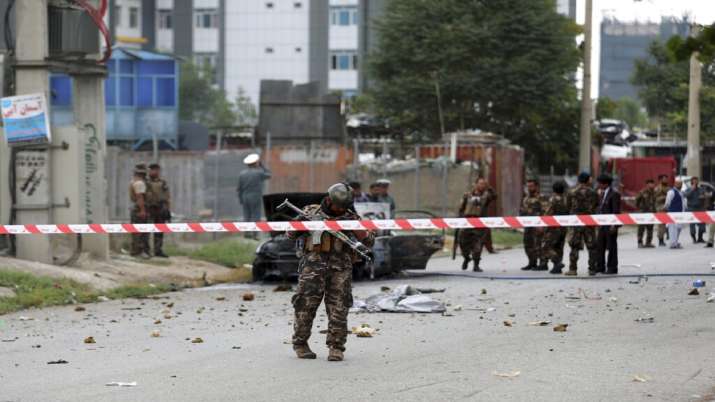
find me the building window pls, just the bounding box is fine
[294,2,301,8]
[114,5,122,26]
[265,47,274,54]
[194,53,218,84]
[158,9,172,29]
[295,47,302,53]
[330,6,357,26]
[195,9,218,28]
[129,6,139,28]
[266,2,274,8]
[330,51,358,70]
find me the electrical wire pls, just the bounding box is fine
[74,0,112,63]
[3,0,15,54]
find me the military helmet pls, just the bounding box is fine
[327,182,352,209]
[134,163,147,175]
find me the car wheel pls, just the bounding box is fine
[252,258,267,282]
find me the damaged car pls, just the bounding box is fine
[252,192,445,281]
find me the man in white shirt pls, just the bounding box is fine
[664,178,687,249]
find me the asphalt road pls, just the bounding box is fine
[1,232,715,402]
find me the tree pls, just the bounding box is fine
[596,96,648,129]
[366,0,582,171]
[632,41,715,138]
[234,87,257,127]
[179,61,237,128]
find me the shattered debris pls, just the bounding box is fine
[106,382,137,387]
[150,330,161,338]
[216,296,227,301]
[688,288,700,296]
[83,336,96,344]
[47,359,69,365]
[708,292,715,303]
[634,317,655,324]
[352,324,376,338]
[352,285,446,313]
[274,285,292,292]
[493,370,521,378]
[453,305,463,312]
[74,306,86,312]
[242,292,255,301]
[528,321,551,326]
[553,324,568,332]
[632,375,649,383]
[481,289,488,295]
[18,316,34,321]
[191,337,204,343]
[503,320,513,327]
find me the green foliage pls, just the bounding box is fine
[179,62,257,128]
[366,0,582,171]
[667,23,715,63]
[597,97,648,129]
[632,41,715,138]
[0,270,170,315]
[164,237,258,268]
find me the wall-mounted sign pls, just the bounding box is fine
[1,93,52,145]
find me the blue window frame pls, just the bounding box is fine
[331,6,357,26]
[119,77,134,106]
[156,78,175,106]
[137,77,153,107]
[105,77,116,105]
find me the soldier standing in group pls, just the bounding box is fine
[288,183,374,361]
[146,163,171,258]
[544,181,569,274]
[520,179,547,271]
[654,174,670,247]
[565,172,599,276]
[129,163,150,259]
[457,177,497,272]
[635,179,657,248]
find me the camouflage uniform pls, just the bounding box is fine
[542,193,569,265]
[654,184,669,243]
[520,191,547,267]
[288,203,374,353]
[129,173,149,256]
[566,184,599,273]
[635,186,656,246]
[146,176,171,255]
[458,189,497,269]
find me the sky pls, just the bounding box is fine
[572,0,715,97]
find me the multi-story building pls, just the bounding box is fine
[223,0,329,105]
[599,17,690,100]
[328,0,359,97]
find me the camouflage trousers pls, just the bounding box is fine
[543,227,567,264]
[130,207,149,256]
[567,227,596,271]
[148,205,170,253]
[637,224,653,245]
[292,253,353,351]
[523,228,544,265]
[459,228,488,262]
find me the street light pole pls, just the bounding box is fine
[579,0,593,173]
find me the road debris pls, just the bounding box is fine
[481,289,487,295]
[106,382,137,387]
[274,285,292,292]
[47,359,69,365]
[242,292,255,301]
[2,337,18,342]
[352,285,446,313]
[609,297,618,302]
[503,320,513,327]
[493,370,521,378]
[453,305,463,311]
[553,324,568,332]
[633,375,649,383]
[84,336,96,344]
[634,317,655,324]
[688,288,700,296]
[380,286,390,292]
[528,321,551,326]
[150,330,161,338]
[693,280,706,288]
[18,316,34,321]
[708,292,715,303]
[74,306,86,312]
[191,337,204,343]
[154,320,162,325]
[216,296,226,301]
[352,324,376,337]
[97,296,110,302]
[415,287,446,294]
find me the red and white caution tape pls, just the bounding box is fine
[0,212,713,234]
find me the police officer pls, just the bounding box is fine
[654,174,670,247]
[237,153,271,226]
[635,179,657,248]
[458,177,497,272]
[288,183,374,362]
[146,163,171,258]
[129,163,150,259]
[520,179,548,271]
[544,181,569,274]
[565,172,599,276]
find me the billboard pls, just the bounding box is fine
[1,93,52,145]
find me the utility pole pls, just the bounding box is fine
[686,24,702,177]
[578,0,593,173]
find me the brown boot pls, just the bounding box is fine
[293,344,316,359]
[327,348,344,361]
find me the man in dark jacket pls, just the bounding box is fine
[595,174,621,274]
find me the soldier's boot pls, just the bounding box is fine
[293,344,317,359]
[658,239,666,247]
[533,260,548,271]
[706,242,713,248]
[637,240,644,248]
[549,262,564,274]
[327,348,344,362]
[521,259,536,271]
[461,257,471,271]
[472,258,483,273]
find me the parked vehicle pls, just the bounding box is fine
[252,193,445,281]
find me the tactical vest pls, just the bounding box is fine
[463,192,488,216]
[145,179,168,207]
